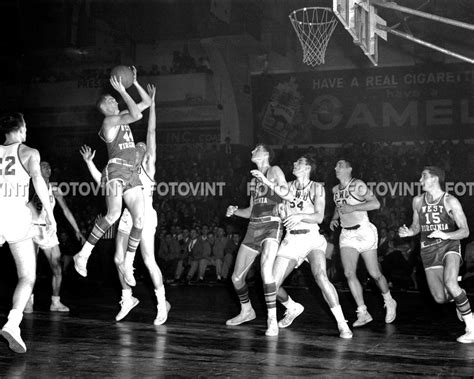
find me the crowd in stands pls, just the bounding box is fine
[25,52,212,84]
[2,138,473,293]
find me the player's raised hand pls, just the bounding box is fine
[147,84,156,101]
[329,219,339,231]
[80,145,96,163]
[131,65,138,83]
[226,205,238,217]
[398,224,411,238]
[110,75,126,93]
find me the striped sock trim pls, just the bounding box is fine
[454,290,472,316]
[236,284,250,304]
[264,282,277,309]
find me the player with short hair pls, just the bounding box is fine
[330,159,397,327]
[25,161,86,313]
[74,66,151,286]
[225,144,287,337]
[81,84,170,325]
[0,112,57,353]
[254,155,352,339]
[399,166,473,343]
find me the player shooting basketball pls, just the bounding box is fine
[73,66,151,287]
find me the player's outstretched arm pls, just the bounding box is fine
[143,83,157,176]
[131,66,152,112]
[338,180,380,214]
[79,145,101,185]
[54,190,85,243]
[226,194,253,219]
[26,147,57,232]
[399,196,421,238]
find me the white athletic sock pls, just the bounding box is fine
[122,289,132,299]
[282,296,296,309]
[80,242,94,257]
[51,296,61,304]
[382,291,393,302]
[268,307,277,319]
[7,309,23,328]
[242,302,252,312]
[464,313,474,330]
[154,287,166,305]
[331,305,346,323]
[357,305,367,313]
[125,252,136,267]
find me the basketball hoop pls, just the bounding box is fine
[289,7,338,67]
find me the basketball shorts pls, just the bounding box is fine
[0,205,35,246]
[241,218,283,253]
[101,162,142,193]
[33,224,59,249]
[421,240,462,270]
[340,222,378,253]
[277,228,327,268]
[118,206,158,236]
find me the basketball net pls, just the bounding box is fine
[289,7,338,67]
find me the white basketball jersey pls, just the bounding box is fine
[139,164,155,207]
[284,180,319,231]
[30,183,56,224]
[333,178,369,227]
[0,143,30,214]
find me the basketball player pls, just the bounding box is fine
[399,166,474,343]
[25,161,86,313]
[80,84,170,325]
[253,155,352,338]
[225,144,287,337]
[330,159,397,327]
[74,66,151,287]
[0,113,57,353]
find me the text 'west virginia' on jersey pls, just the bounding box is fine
[419,192,460,250]
[241,175,283,252]
[333,178,369,228]
[99,124,136,163]
[250,178,283,219]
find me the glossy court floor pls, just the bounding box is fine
[0,275,473,377]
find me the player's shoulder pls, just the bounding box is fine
[413,194,424,207]
[444,192,461,207]
[18,144,39,158]
[312,181,325,197]
[269,165,284,176]
[331,184,339,193]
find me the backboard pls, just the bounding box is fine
[333,0,387,65]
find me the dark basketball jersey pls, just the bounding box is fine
[99,124,136,162]
[419,192,458,249]
[250,175,282,219]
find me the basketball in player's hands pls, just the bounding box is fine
[110,65,134,89]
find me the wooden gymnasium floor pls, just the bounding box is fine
[0,274,473,377]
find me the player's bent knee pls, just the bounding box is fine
[105,212,121,224]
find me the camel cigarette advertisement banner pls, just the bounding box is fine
[251,63,474,145]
